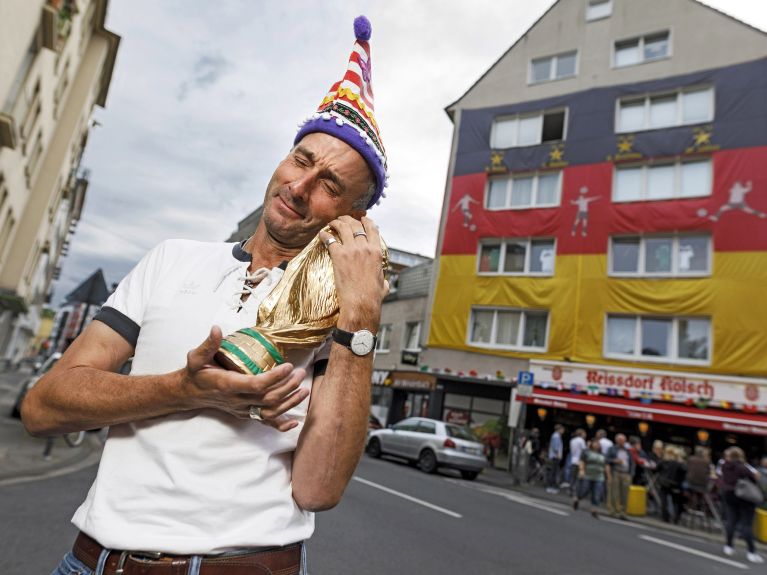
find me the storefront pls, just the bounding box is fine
[524,361,767,459]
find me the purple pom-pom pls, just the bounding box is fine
[354,16,371,41]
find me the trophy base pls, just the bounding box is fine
[215,328,285,375]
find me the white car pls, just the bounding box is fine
[366,417,489,480]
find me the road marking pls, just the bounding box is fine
[445,479,570,516]
[352,476,463,518]
[0,450,101,488]
[638,535,748,570]
[600,516,650,530]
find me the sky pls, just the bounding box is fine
[55,0,767,302]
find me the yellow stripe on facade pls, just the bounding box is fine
[428,252,767,376]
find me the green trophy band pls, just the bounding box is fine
[215,226,388,375]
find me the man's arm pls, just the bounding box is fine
[291,215,385,511]
[22,321,309,436]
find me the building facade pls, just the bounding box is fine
[425,0,767,460]
[0,0,119,363]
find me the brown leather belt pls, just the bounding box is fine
[73,531,302,575]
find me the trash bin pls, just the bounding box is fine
[626,485,647,516]
[756,508,767,544]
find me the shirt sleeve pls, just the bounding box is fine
[93,241,167,347]
[311,336,332,378]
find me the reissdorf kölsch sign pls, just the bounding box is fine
[530,360,766,411]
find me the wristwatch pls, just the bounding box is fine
[331,327,377,356]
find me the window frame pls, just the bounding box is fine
[467,306,550,352]
[586,0,612,21]
[376,324,392,353]
[529,51,579,85]
[485,170,563,210]
[611,158,712,202]
[615,86,714,133]
[608,233,712,278]
[477,237,557,277]
[490,108,568,149]
[402,321,422,352]
[612,29,672,69]
[604,314,712,366]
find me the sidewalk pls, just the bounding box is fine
[476,466,765,551]
[0,368,103,485]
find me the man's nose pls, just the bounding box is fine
[288,171,317,203]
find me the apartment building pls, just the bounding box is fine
[424,0,767,460]
[0,0,119,362]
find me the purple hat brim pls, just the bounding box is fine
[295,119,384,209]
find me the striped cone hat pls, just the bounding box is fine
[295,15,388,209]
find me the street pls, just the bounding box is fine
[0,446,759,574]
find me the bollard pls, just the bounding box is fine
[626,485,647,516]
[756,508,767,543]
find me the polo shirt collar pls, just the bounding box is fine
[232,241,288,270]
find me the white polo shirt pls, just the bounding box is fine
[71,239,329,554]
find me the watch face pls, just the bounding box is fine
[350,330,375,356]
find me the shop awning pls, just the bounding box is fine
[522,389,767,436]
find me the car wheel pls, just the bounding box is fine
[419,449,438,474]
[460,470,479,480]
[367,437,382,458]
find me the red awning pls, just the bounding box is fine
[522,389,767,436]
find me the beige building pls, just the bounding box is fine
[0,0,119,362]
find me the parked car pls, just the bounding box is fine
[366,417,488,480]
[10,352,62,419]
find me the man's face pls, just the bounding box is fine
[261,132,372,248]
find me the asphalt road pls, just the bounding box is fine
[0,447,760,574]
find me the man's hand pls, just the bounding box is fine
[181,326,308,432]
[319,215,387,328]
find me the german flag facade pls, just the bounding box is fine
[429,56,767,422]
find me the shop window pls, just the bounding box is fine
[609,234,710,276]
[376,324,392,352]
[485,171,561,210]
[616,87,713,133]
[613,159,711,202]
[605,315,710,364]
[490,109,567,149]
[478,238,555,275]
[614,31,670,68]
[530,51,577,84]
[468,307,549,351]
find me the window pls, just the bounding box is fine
[586,0,612,20]
[417,421,436,434]
[491,109,566,149]
[605,315,710,364]
[468,307,549,351]
[403,322,421,351]
[376,324,391,352]
[0,209,15,261]
[616,87,713,132]
[614,31,670,67]
[609,235,710,276]
[478,238,556,275]
[531,52,577,83]
[393,419,418,432]
[486,172,562,210]
[613,159,711,202]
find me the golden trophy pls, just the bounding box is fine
[215,227,388,374]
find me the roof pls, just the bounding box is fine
[65,268,110,305]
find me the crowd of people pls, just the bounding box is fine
[519,426,766,564]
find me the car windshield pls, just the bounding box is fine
[445,424,477,441]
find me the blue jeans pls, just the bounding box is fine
[52,544,309,575]
[578,479,604,507]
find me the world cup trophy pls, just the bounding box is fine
[214,227,388,374]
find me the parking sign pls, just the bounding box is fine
[517,371,534,396]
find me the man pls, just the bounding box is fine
[546,424,565,494]
[606,434,635,519]
[23,16,387,575]
[568,428,587,501]
[596,428,613,456]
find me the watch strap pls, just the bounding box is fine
[331,327,354,348]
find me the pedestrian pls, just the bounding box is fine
[686,446,713,512]
[606,433,634,519]
[720,447,764,563]
[656,445,687,524]
[627,435,650,485]
[22,16,390,575]
[648,439,664,467]
[546,424,565,493]
[574,438,608,518]
[596,428,613,456]
[568,428,587,499]
[758,456,767,502]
